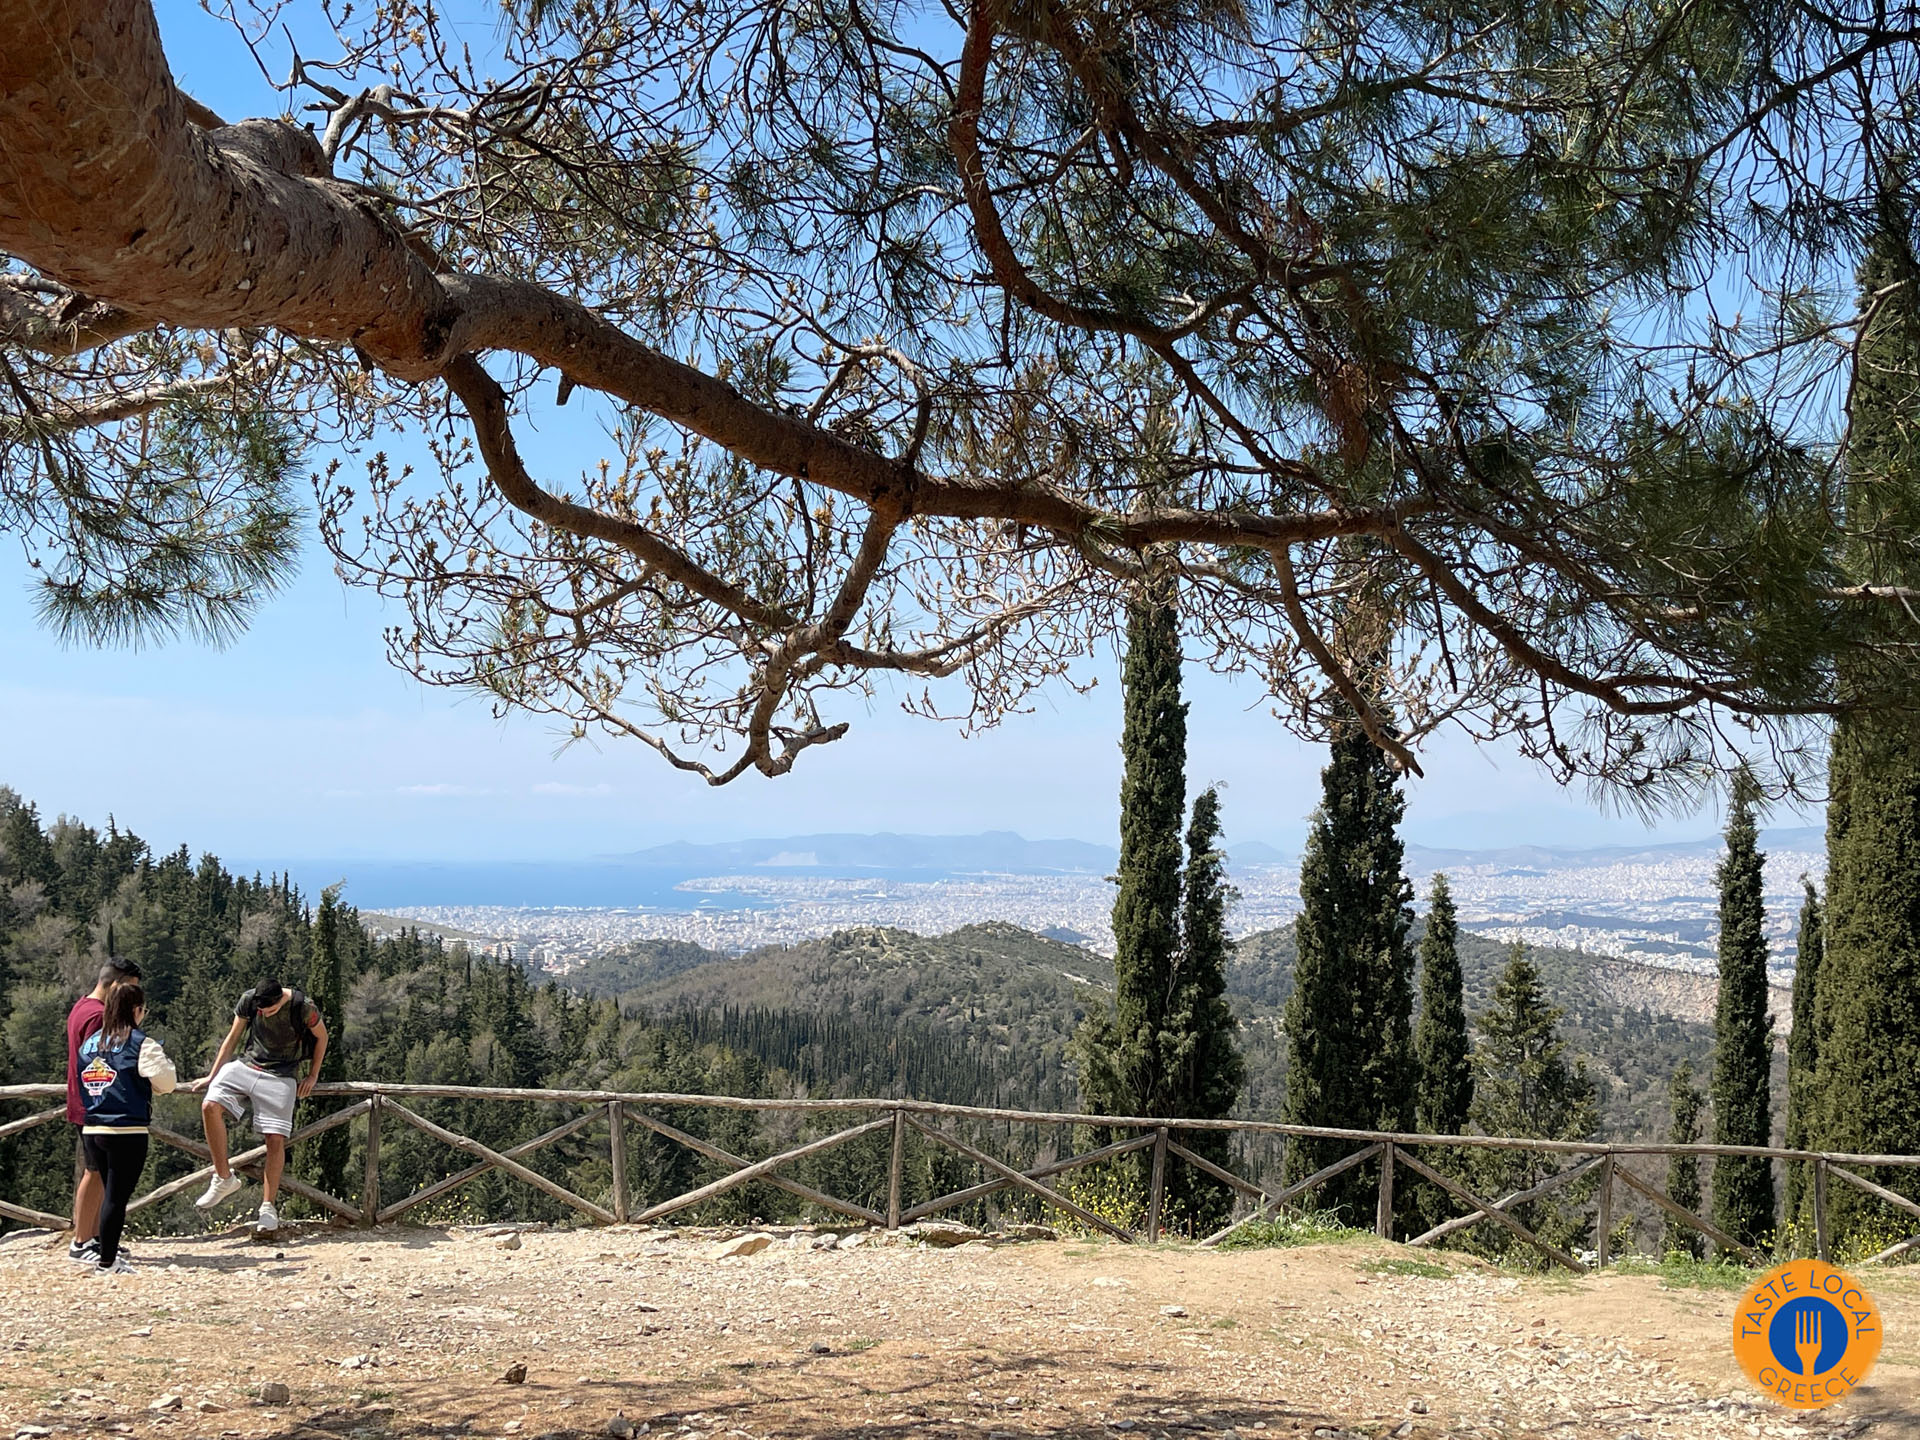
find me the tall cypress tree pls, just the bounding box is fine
[1664,1060,1705,1259]
[1161,786,1245,1222]
[1075,579,1187,1119]
[1281,715,1415,1218]
[301,886,351,1201]
[1783,880,1824,1233]
[1414,873,1472,1136]
[1710,772,1776,1251]
[1817,198,1920,1241]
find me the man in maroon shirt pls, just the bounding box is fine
[65,957,141,1265]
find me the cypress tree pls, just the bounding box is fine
[1161,786,1245,1224]
[1664,1060,1705,1259]
[1281,715,1415,1219]
[1710,772,1776,1252]
[1783,880,1823,1235]
[1816,198,1920,1241]
[1075,580,1187,1120]
[301,886,351,1201]
[1414,874,1472,1135]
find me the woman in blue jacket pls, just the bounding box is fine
[77,981,177,1274]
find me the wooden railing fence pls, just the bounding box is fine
[5,1081,1919,1271]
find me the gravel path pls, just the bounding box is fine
[0,1224,1910,1440]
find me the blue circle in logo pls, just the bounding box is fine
[1768,1296,1848,1376]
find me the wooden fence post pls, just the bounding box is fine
[609,1102,629,1224]
[1814,1158,1830,1262]
[1376,1143,1396,1240]
[1595,1155,1614,1267]
[887,1106,906,1230]
[362,1095,381,1228]
[1147,1127,1169,1243]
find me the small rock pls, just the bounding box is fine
[259,1383,291,1406]
[808,1342,832,1355]
[500,1363,528,1385]
[130,1326,152,1337]
[1406,1399,1428,1416]
[810,1233,840,1250]
[706,1232,773,1260]
[1159,1305,1188,1318]
[503,1424,522,1435]
[339,1354,372,1371]
[607,1418,635,1439]
[16,1426,53,1438]
[838,1232,870,1250]
[1111,1423,1138,1433]
[497,1233,523,1251]
[197,1401,227,1414]
[901,1221,984,1248]
[1392,1425,1413,1439]
[998,1223,1058,1242]
[150,1394,184,1411]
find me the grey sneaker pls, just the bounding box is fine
[194,1174,244,1210]
[96,1253,133,1275]
[67,1238,98,1266]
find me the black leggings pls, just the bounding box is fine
[81,1133,149,1267]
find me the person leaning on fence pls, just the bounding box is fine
[64,955,142,1266]
[187,978,328,1233]
[77,981,178,1275]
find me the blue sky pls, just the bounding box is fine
[0,1,1765,864]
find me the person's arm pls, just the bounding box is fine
[139,1038,178,1095]
[186,1016,247,1094]
[297,1009,329,1099]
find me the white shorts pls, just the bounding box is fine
[205,1062,298,1138]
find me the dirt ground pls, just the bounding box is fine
[0,1223,1913,1440]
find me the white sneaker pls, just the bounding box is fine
[255,1201,279,1233]
[96,1253,133,1275]
[194,1174,244,1210]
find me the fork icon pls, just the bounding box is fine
[1795,1307,1825,1376]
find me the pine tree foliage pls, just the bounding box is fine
[1414,874,1472,1136]
[1816,196,1920,1243]
[1467,944,1599,1259]
[1710,772,1776,1251]
[1783,880,1823,1231]
[1281,716,1416,1218]
[1664,1060,1705,1259]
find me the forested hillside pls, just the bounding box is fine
[1,789,1771,1239]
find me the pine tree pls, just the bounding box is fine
[302,886,351,1201]
[1468,944,1599,1258]
[1075,580,1187,1120]
[1414,874,1472,1135]
[1664,1060,1705,1259]
[1783,880,1823,1234]
[1816,196,1920,1242]
[1281,714,1416,1220]
[1710,772,1775,1252]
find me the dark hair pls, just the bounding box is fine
[103,981,145,1042]
[253,978,285,1008]
[98,957,142,988]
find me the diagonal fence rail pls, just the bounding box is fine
[4,1081,1917,1269]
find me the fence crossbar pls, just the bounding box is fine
[1394,1147,1586,1273]
[625,1109,884,1227]
[0,1106,65,1143]
[1610,1163,1759,1265]
[1164,1138,1266,1198]
[905,1115,1135,1243]
[635,1116,894,1224]
[1406,1154,1606,1248]
[143,1113,365,1221]
[378,1108,604,1225]
[1197,1143,1384,1249]
[382,1099,614,1225]
[902,1133,1157,1223]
